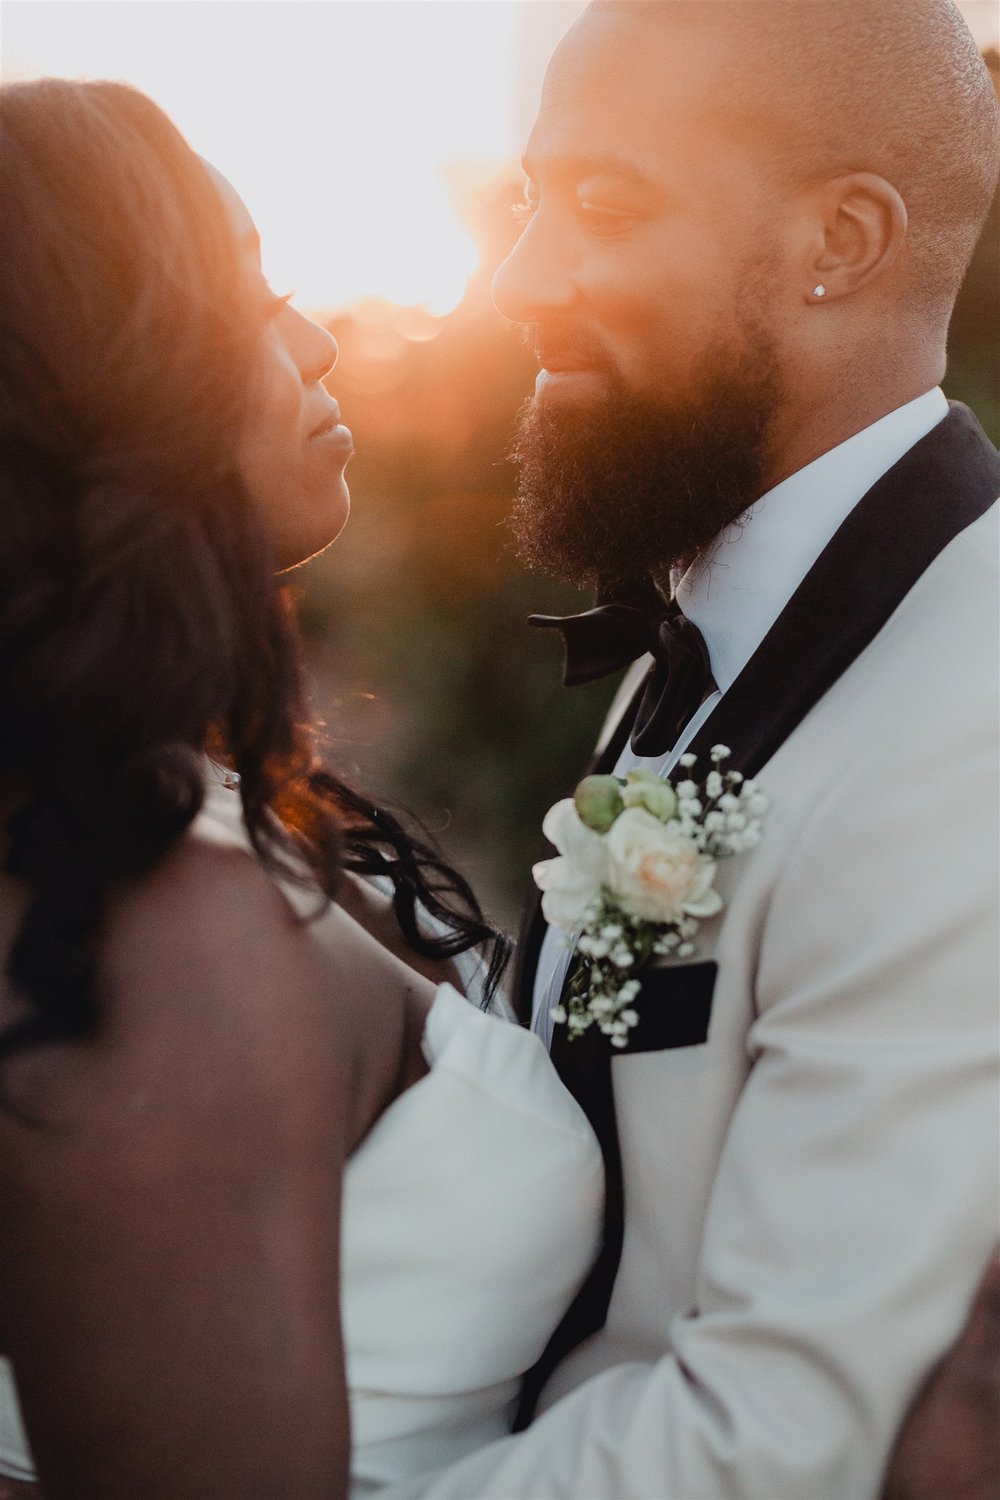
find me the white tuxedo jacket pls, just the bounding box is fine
[385,406,1000,1499]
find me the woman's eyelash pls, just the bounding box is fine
[268,290,296,317]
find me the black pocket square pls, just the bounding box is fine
[614,960,717,1055]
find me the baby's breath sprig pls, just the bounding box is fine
[534,747,768,1046]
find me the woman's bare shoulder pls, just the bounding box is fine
[0,834,362,1499]
[0,830,429,1149]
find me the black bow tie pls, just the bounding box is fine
[530,584,715,758]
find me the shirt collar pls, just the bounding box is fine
[675,388,949,695]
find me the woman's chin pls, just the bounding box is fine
[273,485,351,572]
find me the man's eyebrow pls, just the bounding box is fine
[520,152,655,189]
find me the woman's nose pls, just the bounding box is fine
[293,306,338,383]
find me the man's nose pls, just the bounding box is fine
[491,215,577,325]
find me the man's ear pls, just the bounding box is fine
[801,173,908,302]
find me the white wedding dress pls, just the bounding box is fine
[0,778,604,1494]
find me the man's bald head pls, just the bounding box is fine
[598,0,999,316]
[497,0,996,582]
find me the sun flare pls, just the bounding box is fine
[2,0,583,317]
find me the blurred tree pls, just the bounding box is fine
[944,47,999,441]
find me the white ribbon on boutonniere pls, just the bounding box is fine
[533,747,768,1046]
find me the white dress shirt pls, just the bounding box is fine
[531,386,950,1045]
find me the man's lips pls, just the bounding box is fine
[534,366,608,401]
[531,339,610,400]
[533,343,603,372]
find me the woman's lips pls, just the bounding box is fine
[308,405,354,452]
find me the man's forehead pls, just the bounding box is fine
[525,6,742,183]
[543,3,732,94]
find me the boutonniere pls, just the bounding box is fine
[533,747,768,1046]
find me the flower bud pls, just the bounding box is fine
[621,770,678,822]
[574,774,624,833]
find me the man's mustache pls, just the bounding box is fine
[517,321,611,374]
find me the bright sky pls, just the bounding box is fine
[3,1,588,314]
[4,1,997,315]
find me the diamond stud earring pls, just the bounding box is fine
[813,284,827,298]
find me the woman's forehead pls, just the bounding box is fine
[200,157,259,254]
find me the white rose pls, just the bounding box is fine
[532,798,609,928]
[605,807,723,925]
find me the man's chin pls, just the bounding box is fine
[509,367,780,589]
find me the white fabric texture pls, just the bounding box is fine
[0,787,604,1491]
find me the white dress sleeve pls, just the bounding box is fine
[344,983,602,1495]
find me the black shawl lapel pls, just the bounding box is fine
[683,403,1000,781]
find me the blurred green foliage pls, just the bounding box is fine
[300,75,999,930]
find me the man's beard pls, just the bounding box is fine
[508,333,784,591]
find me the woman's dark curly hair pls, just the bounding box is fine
[0,78,509,1063]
